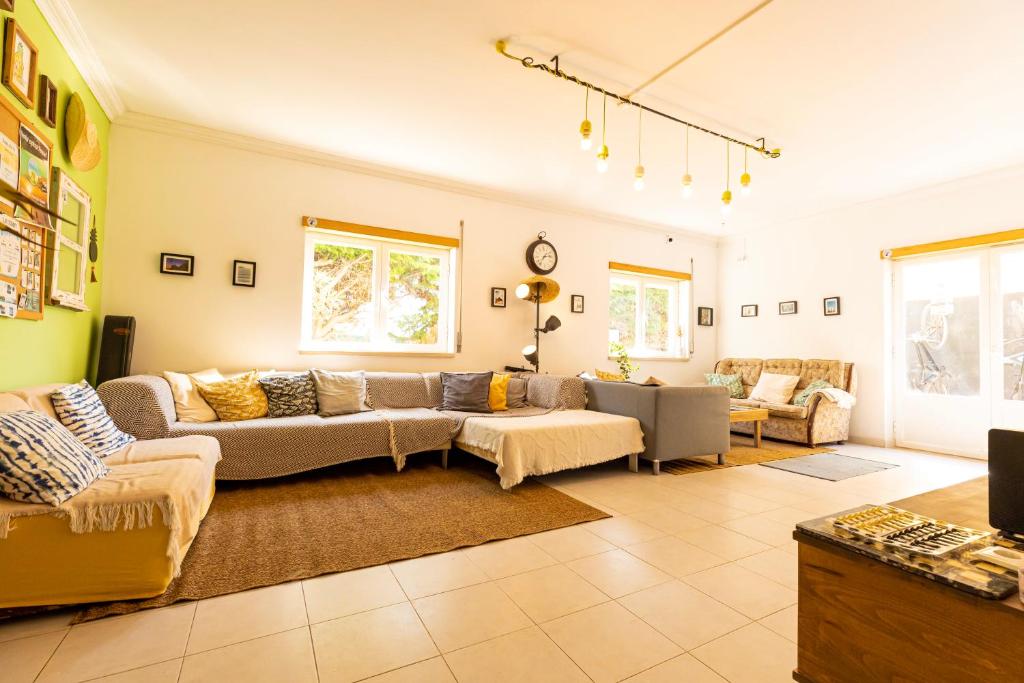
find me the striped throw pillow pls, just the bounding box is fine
[194,370,269,421]
[51,381,136,458]
[0,410,109,505]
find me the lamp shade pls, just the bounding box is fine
[542,315,561,332]
[516,275,560,303]
[522,344,539,366]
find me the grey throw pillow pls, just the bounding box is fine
[311,369,371,416]
[506,378,529,408]
[258,372,318,418]
[440,372,493,412]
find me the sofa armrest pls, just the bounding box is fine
[98,375,176,440]
[524,374,587,409]
[651,385,731,460]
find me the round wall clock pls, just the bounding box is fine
[526,232,558,274]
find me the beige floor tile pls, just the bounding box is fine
[542,601,681,683]
[186,582,307,654]
[758,505,819,526]
[364,657,454,682]
[684,563,797,619]
[669,496,749,523]
[0,611,73,644]
[736,547,799,589]
[312,603,437,683]
[464,537,557,579]
[444,626,589,682]
[628,506,709,535]
[86,659,182,682]
[567,549,672,598]
[179,627,316,683]
[694,489,781,514]
[678,524,772,561]
[497,564,607,623]
[302,565,407,623]
[413,582,531,652]
[528,524,615,562]
[624,653,727,682]
[691,623,797,683]
[624,535,727,578]
[760,605,798,642]
[0,630,66,683]
[584,516,665,546]
[390,551,488,599]
[618,580,750,650]
[38,603,195,683]
[721,515,796,546]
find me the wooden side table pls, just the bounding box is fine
[729,407,769,447]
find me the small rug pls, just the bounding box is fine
[661,437,833,475]
[761,452,898,481]
[72,452,607,623]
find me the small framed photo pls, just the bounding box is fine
[2,18,37,107]
[571,294,584,314]
[490,286,506,308]
[741,304,758,318]
[823,296,841,316]
[779,301,798,315]
[697,306,714,326]
[233,259,256,287]
[37,74,56,127]
[160,252,194,276]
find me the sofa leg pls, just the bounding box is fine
[717,453,725,465]
[628,453,639,473]
[441,449,449,469]
[652,460,660,476]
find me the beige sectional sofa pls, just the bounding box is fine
[714,358,856,446]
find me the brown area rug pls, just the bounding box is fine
[660,436,834,475]
[73,451,607,623]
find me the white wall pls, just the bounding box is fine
[717,165,1024,445]
[102,124,719,383]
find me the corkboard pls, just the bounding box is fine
[0,93,51,321]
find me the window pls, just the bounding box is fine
[608,270,689,359]
[301,230,455,353]
[49,170,91,311]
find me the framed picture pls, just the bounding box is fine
[37,74,56,127]
[233,259,256,287]
[741,304,758,318]
[779,301,798,315]
[490,286,506,308]
[697,306,714,326]
[571,294,584,313]
[160,252,194,276]
[2,19,37,107]
[824,296,841,316]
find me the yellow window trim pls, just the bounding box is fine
[609,261,692,281]
[881,228,1024,260]
[302,216,460,248]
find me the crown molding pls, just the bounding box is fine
[35,0,125,121]
[113,111,721,247]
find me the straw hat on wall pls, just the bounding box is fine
[65,92,101,171]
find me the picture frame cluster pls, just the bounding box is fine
[740,297,842,317]
[159,253,257,288]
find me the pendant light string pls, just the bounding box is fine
[601,91,607,145]
[637,106,643,165]
[725,142,730,190]
[685,125,689,174]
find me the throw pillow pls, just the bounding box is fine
[193,371,268,422]
[595,369,625,382]
[488,373,511,411]
[748,372,801,404]
[440,372,493,412]
[258,372,319,417]
[705,373,744,399]
[0,410,109,505]
[311,369,370,416]
[793,379,832,406]
[163,368,223,422]
[51,381,136,458]
[506,378,529,408]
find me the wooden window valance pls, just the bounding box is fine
[881,228,1024,260]
[302,216,459,249]
[609,261,692,281]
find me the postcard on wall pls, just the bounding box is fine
[18,124,48,205]
[0,301,16,318]
[0,132,17,189]
[0,231,18,279]
[0,280,15,303]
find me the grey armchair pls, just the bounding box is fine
[584,381,730,474]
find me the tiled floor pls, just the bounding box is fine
[2,442,985,682]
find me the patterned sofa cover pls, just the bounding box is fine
[98,372,586,480]
[714,358,857,446]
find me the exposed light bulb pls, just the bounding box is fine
[596,145,609,173]
[579,119,592,151]
[721,189,733,215]
[681,173,693,199]
[740,171,751,196]
[633,165,645,191]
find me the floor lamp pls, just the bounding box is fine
[514,275,561,372]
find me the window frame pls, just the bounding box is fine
[300,230,456,354]
[49,169,91,311]
[608,270,690,360]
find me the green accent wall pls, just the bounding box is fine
[0,0,109,391]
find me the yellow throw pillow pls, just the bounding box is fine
[488,373,511,411]
[193,370,268,422]
[595,369,626,382]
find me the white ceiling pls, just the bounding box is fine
[70,0,1024,235]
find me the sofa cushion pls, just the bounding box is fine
[705,373,744,398]
[10,383,66,421]
[714,359,763,397]
[259,371,319,418]
[798,359,845,389]
[0,394,31,413]
[506,378,529,408]
[365,372,441,409]
[763,402,809,419]
[51,381,136,458]
[105,435,221,470]
[749,373,800,404]
[440,372,493,412]
[488,373,511,411]
[730,398,765,409]
[163,369,222,423]
[311,369,368,416]
[793,379,832,406]
[0,410,110,505]
[194,371,268,422]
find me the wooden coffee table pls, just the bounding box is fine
[729,407,769,448]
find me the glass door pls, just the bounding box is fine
[992,246,1024,431]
